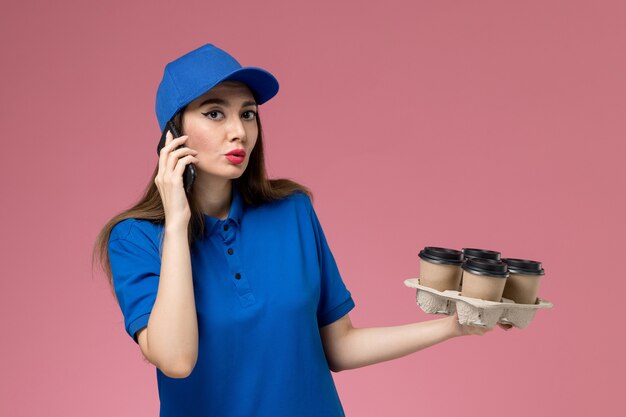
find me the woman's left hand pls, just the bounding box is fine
[447,312,513,337]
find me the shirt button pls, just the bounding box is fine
[227,248,234,255]
[235,273,241,279]
[223,224,229,231]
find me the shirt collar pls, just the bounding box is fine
[202,184,244,236]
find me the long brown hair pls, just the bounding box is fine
[92,102,313,296]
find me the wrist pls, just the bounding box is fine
[164,221,189,235]
[444,314,462,339]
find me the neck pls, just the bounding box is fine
[194,175,233,220]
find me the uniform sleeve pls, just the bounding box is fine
[108,221,161,344]
[304,196,356,327]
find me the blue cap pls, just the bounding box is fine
[155,43,279,132]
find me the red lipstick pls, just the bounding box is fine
[225,148,246,165]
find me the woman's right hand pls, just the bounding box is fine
[154,130,200,229]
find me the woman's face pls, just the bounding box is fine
[181,81,259,183]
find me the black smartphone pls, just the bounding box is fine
[157,120,197,195]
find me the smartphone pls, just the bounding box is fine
[157,120,197,195]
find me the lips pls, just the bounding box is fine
[225,149,246,157]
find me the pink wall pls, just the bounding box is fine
[1,1,624,416]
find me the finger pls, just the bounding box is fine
[171,146,199,159]
[174,155,199,175]
[168,146,199,173]
[476,326,491,335]
[477,325,491,335]
[160,135,188,157]
[162,136,189,172]
[166,138,193,172]
[166,129,173,143]
[166,135,189,151]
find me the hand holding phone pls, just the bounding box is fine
[157,120,197,195]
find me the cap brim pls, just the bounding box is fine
[219,66,279,105]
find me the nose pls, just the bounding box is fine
[226,114,246,143]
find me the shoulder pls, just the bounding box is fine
[281,191,314,220]
[286,191,313,212]
[279,191,313,213]
[109,218,164,255]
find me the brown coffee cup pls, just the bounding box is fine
[418,247,464,292]
[459,248,501,289]
[501,258,545,304]
[461,258,509,301]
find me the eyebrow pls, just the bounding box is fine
[198,98,258,108]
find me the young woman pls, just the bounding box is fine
[93,43,509,417]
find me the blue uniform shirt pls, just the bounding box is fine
[108,186,355,417]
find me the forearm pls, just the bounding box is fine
[332,316,457,372]
[146,225,198,375]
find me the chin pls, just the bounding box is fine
[196,161,248,178]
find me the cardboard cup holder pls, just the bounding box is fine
[404,278,553,329]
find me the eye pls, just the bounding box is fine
[242,110,257,121]
[201,110,224,120]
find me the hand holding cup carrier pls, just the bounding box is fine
[405,247,553,329]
